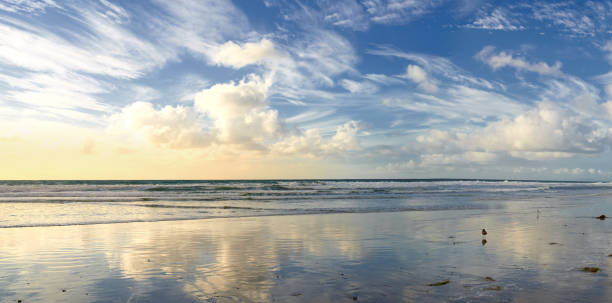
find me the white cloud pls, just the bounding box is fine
[476,46,562,76]
[405,64,427,82]
[368,46,500,90]
[529,2,596,37]
[108,101,212,149]
[272,120,362,156]
[383,85,527,122]
[2,0,366,159]
[194,76,283,149]
[151,0,248,47]
[252,28,359,102]
[467,7,524,31]
[487,102,609,155]
[293,29,357,86]
[404,64,438,93]
[362,0,442,24]
[0,0,260,124]
[465,2,612,38]
[99,0,129,23]
[0,1,188,122]
[0,71,111,117]
[285,110,336,124]
[210,39,278,69]
[0,0,58,13]
[363,73,404,85]
[320,0,369,30]
[415,101,612,161]
[340,79,379,94]
[0,19,163,79]
[271,128,323,157]
[323,120,361,152]
[605,84,612,97]
[108,74,363,156]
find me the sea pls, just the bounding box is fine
[2,179,611,228]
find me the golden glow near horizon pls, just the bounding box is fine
[0,121,346,179]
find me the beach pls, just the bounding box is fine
[2,180,612,302]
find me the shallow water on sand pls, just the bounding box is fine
[1,194,612,302]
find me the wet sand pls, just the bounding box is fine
[1,198,612,302]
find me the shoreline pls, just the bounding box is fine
[0,206,489,230]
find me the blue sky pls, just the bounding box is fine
[1,0,612,180]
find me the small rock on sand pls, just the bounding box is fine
[597,215,606,220]
[428,280,450,286]
[583,267,600,273]
[484,276,496,281]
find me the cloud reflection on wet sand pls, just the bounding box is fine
[2,202,612,302]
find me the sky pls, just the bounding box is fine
[1,0,612,180]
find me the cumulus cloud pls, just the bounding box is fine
[476,46,562,76]
[404,64,438,93]
[415,101,612,162]
[194,76,283,149]
[210,39,278,69]
[479,102,610,155]
[110,75,362,156]
[324,120,361,152]
[108,102,212,149]
[272,121,362,157]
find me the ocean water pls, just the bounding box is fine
[1,179,611,228]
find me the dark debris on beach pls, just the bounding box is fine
[582,267,600,273]
[428,280,450,286]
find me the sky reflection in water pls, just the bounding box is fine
[2,199,612,302]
